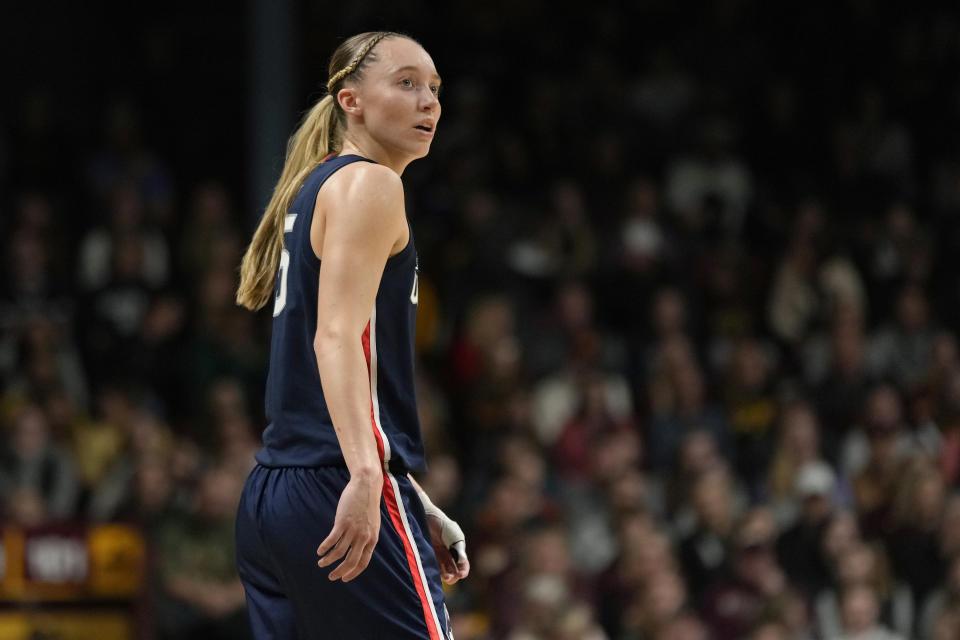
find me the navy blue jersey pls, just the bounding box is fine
[256,154,426,472]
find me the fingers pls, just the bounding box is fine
[454,554,470,581]
[335,541,376,582]
[433,541,470,584]
[443,553,469,584]
[319,528,378,580]
[316,527,344,566]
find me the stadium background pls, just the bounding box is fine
[3,1,960,638]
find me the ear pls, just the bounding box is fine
[337,87,362,116]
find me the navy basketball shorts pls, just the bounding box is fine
[236,465,452,640]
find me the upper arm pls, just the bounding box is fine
[313,164,407,342]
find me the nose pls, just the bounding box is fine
[420,86,439,111]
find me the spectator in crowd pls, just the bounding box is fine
[821,511,863,573]
[869,284,938,393]
[678,465,739,600]
[0,402,79,526]
[814,541,913,639]
[777,460,839,597]
[813,304,874,462]
[647,354,732,472]
[78,181,170,293]
[846,385,912,537]
[699,507,792,640]
[835,583,906,640]
[940,496,960,569]
[653,611,710,640]
[888,464,948,604]
[723,337,779,490]
[750,619,791,640]
[765,400,828,526]
[918,553,960,640]
[155,465,248,640]
[935,370,960,486]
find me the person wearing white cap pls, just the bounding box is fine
[777,460,838,595]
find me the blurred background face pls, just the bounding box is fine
[734,509,778,580]
[780,403,819,458]
[642,570,687,622]
[522,527,571,577]
[896,285,928,330]
[865,385,902,431]
[620,531,675,584]
[731,340,769,390]
[832,323,865,376]
[932,610,960,640]
[914,473,945,522]
[841,585,879,633]
[652,288,686,336]
[136,458,173,511]
[864,385,903,467]
[11,406,50,460]
[751,622,789,640]
[653,615,708,640]
[692,468,733,531]
[822,512,860,562]
[837,544,875,585]
[196,467,241,521]
[679,431,721,474]
[672,363,705,411]
[801,493,832,524]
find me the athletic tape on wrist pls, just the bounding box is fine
[417,489,467,559]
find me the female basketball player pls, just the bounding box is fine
[234,32,468,640]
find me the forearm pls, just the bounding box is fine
[315,335,382,478]
[408,474,425,494]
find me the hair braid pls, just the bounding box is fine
[326,32,391,92]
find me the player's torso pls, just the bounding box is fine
[257,155,426,471]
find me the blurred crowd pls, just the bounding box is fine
[4,1,960,639]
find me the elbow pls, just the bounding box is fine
[313,325,350,359]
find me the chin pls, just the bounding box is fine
[407,144,432,160]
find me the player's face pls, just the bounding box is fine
[354,38,441,160]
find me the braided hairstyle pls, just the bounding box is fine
[326,31,394,92]
[237,31,410,311]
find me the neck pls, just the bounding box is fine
[340,131,411,175]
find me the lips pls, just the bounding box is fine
[414,122,434,132]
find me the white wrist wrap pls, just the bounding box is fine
[417,489,467,561]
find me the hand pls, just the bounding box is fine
[427,513,470,585]
[317,470,382,582]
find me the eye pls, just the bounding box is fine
[399,78,414,88]
[430,84,441,96]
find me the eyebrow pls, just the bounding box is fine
[392,65,442,83]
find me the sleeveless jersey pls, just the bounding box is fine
[256,154,426,472]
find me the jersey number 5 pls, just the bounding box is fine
[273,214,298,317]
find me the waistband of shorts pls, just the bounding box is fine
[254,459,411,476]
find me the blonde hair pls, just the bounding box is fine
[236,31,404,310]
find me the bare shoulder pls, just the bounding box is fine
[314,161,406,255]
[321,161,405,217]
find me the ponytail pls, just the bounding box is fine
[236,95,341,310]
